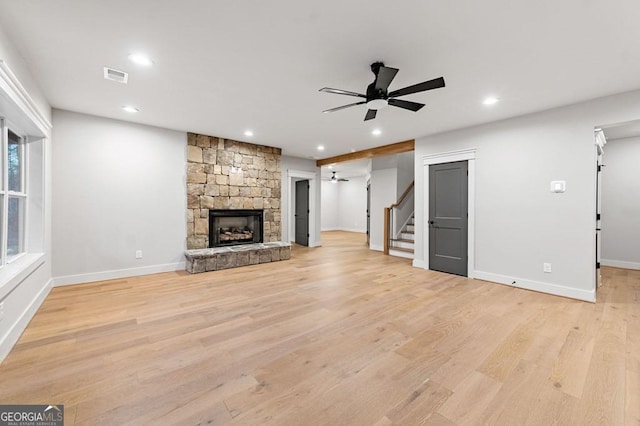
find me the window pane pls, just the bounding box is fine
[8,130,22,192]
[7,196,24,257]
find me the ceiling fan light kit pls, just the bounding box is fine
[320,62,445,121]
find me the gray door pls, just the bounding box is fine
[295,180,309,246]
[429,161,468,276]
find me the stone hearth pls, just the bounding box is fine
[185,242,291,273]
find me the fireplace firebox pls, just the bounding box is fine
[209,209,264,247]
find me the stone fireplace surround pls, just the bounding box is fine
[185,133,290,273]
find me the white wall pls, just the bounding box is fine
[414,88,640,302]
[338,177,367,232]
[394,152,415,234]
[52,110,187,285]
[321,180,339,230]
[601,137,640,270]
[321,177,367,233]
[280,156,321,246]
[0,28,50,125]
[0,26,52,362]
[396,151,414,195]
[369,168,397,251]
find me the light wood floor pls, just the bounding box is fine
[0,231,638,425]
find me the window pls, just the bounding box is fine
[0,120,27,264]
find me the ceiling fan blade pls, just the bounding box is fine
[319,87,366,98]
[364,109,377,121]
[388,98,425,112]
[388,77,445,98]
[375,66,399,91]
[322,101,366,113]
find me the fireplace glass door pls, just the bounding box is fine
[209,209,264,247]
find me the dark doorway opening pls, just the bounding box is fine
[295,180,310,246]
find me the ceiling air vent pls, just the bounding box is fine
[103,67,128,84]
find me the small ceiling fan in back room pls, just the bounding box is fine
[320,62,445,121]
[325,171,349,183]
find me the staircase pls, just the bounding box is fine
[389,215,414,259]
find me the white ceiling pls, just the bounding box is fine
[1,1,640,159]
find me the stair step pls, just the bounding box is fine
[391,238,414,243]
[391,239,414,249]
[401,230,415,235]
[390,246,414,253]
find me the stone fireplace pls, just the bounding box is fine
[184,133,290,273]
[209,209,264,247]
[186,133,282,249]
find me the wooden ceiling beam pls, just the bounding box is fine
[315,139,415,167]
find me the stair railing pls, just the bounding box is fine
[384,181,414,255]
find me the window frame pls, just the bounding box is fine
[0,117,29,265]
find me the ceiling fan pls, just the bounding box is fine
[326,171,349,183]
[320,62,445,121]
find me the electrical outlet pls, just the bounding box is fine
[543,263,552,273]
[135,250,143,259]
[0,301,4,322]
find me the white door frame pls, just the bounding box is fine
[422,149,476,278]
[287,169,319,247]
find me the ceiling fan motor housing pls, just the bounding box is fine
[366,63,388,110]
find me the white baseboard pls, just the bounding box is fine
[601,259,640,271]
[53,262,186,287]
[0,278,52,363]
[369,244,383,252]
[389,249,413,259]
[474,270,595,302]
[412,259,426,268]
[321,227,366,233]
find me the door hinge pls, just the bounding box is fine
[307,209,310,214]
[307,233,310,237]
[596,262,601,269]
[596,213,601,220]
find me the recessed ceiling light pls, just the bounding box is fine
[244,130,254,137]
[128,54,153,67]
[328,164,334,169]
[121,105,139,113]
[317,145,325,151]
[483,96,499,106]
[371,129,382,136]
